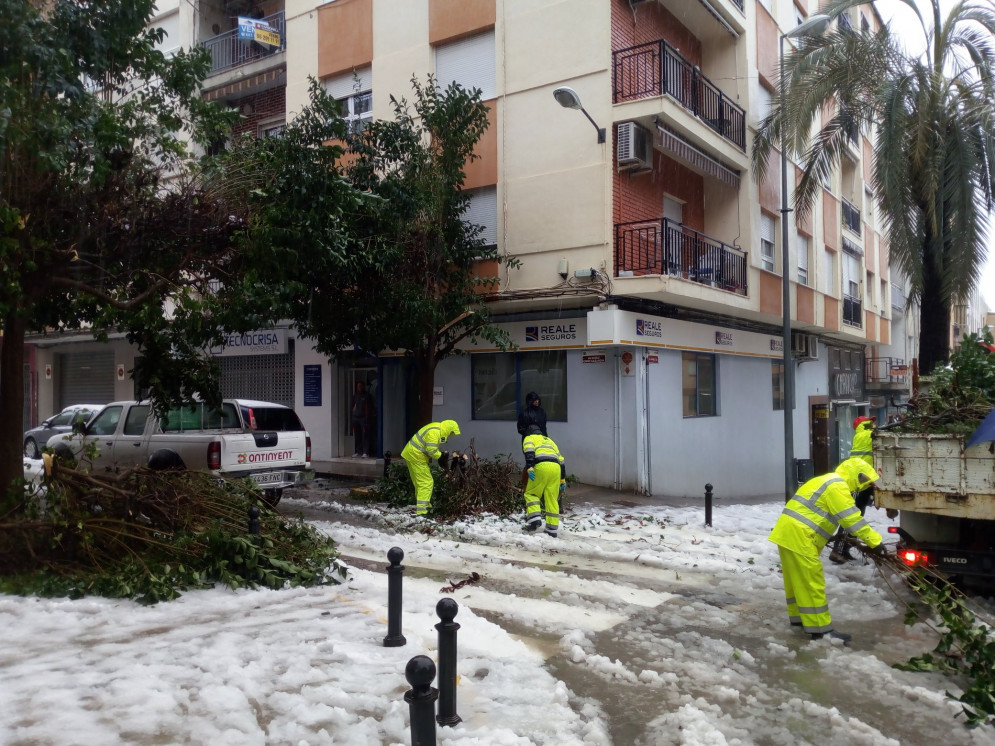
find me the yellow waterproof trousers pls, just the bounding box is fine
[778,545,833,634]
[524,462,561,533]
[403,453,434,516]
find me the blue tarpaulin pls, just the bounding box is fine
[965,408,995,448]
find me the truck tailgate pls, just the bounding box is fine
[220,431,308,479]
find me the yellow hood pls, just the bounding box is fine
[835,456,879,492]
[440,419,461,440]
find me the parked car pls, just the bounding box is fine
[47,399,313,506]
[23,404,103,459]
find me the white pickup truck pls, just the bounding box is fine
[874,431,995,584]
[49,399,313,505]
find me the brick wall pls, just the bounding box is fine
[613,144,704,231]
[610,0,701,64]
[231,85,286,138]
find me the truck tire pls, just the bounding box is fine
[148,450,185,471]
[263,488,283,508]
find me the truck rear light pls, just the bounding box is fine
[306,435,311,464]
[899,549,928,567]
[207,441,221,471]
[247,407,257,430]
[888,526,900,533]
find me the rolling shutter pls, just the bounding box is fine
[218,339,295,408]
[58,351,115,407]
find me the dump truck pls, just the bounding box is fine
[874,430,995,584]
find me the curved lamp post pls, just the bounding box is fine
[780,14,831,500]
[553,86,606,143]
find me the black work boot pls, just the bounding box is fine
[810,630,851,643]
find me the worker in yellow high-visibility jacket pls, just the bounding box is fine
[768,457,885,642]
[522,425,565,537]
[401,420,460,517]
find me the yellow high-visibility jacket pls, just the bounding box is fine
[401,420,459,464]
[850,421,874,468]
[523,433,565,478]
[769,461,881,557]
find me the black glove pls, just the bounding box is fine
[867,543,889,558]
[438,451,450,469]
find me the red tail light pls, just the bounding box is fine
[306,435,312,464]
[247,407,257,430]
[207,441,221,471]
[899,549,928,567]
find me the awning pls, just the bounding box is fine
[656,124,741,189]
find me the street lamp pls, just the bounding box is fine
[780,14,830,501]
[553,86,606,144]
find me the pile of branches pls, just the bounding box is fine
[1,460,345,604]
[855,542,995,726]
[376,440,524,522]
[891,331,995,436]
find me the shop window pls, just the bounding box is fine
[682,352,716,417]
[771,360,785,410]
[472,350,567,421]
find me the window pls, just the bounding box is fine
[663,196,684,224]
[771,360,785,410]
[843,251,861,298]
[89,406,123,436]
[682,352,716,417]
[881,279,888,312]
[866,270,875,307]
[122,405,150,437]
[435,31,496,100]
[824,249,835,295]
[463,186,498,248]
[760,212,776,272]
[258,118,286,138]
[756,85,772,123]
[472,351,567,422]
[797,235,810,286]
[324,66,373,134]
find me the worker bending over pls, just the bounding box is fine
[768,457,886,642]
[522,425,565,538]
[401,419,460,517]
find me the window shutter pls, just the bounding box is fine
[435,32,496,99]
[463,187,498,247]
[760,213,775,243]
[324,66,372,100]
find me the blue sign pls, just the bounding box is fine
[303,365,322,406]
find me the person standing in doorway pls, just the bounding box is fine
[350,380,375,458]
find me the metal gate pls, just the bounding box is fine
[218,339,295,408]
[58,351,115,408]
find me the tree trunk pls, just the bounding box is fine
[0,315,26,514]
[413,349,437,427]
[918,259,950,376]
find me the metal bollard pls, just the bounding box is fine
[383,450,393,479]
[404,655,439,746]
[383,547,407,647]
[435,598,462,727]
[248,505,260,537]
[704,483,713,527]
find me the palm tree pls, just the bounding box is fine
[753,0,995,374]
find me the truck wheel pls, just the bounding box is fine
[148,450,184,470]
[263,489,283,508]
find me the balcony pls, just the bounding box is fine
[612,40,746,150]
[866,357,909,391]
[615,218,748,295]
[843,293,863,327]
[202,11,286,76]
[842,197,861,236]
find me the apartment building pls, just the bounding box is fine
[24,0,910,497]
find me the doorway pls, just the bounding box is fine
[809,396,830,474]
[342,364,379,458]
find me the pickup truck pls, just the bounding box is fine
[48,399,313,505]
[874,431,995,585]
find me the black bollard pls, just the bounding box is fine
[704,483,713,527]
[383,450,393,479]
[383,547,407,647]
[248,505,261,537]
[435,598,462,727]
[404,655,438,746]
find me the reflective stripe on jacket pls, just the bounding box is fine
[850,421,874,467]
[768,472,882,557]
[523,433,565,477]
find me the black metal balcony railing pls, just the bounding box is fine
[202,11,286,75]
[865,357,909,384]
[843,293,863,327]
[842,198,861,235]
[613,40,746,150]
[615,218,748,295]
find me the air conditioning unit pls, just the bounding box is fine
[617,121,652,172]
[791,333,819,361]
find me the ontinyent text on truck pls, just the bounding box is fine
[48,399,313,506]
